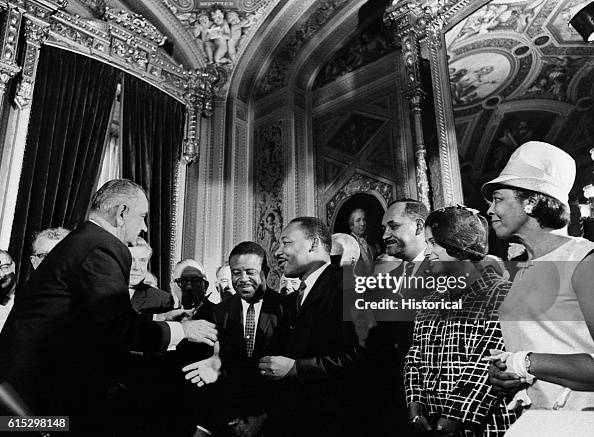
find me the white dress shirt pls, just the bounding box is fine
[410,248,427,275]
[299,262,330,307]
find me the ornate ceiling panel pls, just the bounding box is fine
[446,0,594,201]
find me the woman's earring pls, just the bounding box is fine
[524,204,534,215]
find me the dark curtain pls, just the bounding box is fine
[121,74,184,291]
[9,46,120,282]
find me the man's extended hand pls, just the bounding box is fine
[488,359,523,393]
[182,341,221,387]
[258,356,295,380]
[181,319,218,346]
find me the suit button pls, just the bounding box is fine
[289,325,295,330]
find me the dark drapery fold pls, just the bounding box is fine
[9,46,120,282]
[121,74,184,290]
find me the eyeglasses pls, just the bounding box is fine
[31,253,49,260]
[174,277,207,287]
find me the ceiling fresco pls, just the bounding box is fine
[446,0,594,202]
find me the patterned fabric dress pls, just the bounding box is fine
[404,265,517,436]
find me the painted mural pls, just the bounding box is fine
[312,21,398,89]
[253,121,283,290]
[484,112,556,171]
[446,0,594,203]
[446,0,548,46]
[449,53,512,106]
[521,56,587,101]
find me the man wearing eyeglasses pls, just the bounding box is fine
[0,249,15,333]
[29,227,70,270]
[172,259,213,313]
[152,259,218,437]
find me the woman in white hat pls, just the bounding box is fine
[482,141,594,428]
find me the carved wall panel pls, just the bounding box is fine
[253,120,284,289]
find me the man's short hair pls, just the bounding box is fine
[130,236,153,257]
[387,198,429,221]
[348,208,366,228]
[215,264,229,277]
[0,249,13,263]
[32,227,70,252]
[228,241,269,275]
[90,179,145,213]
[289,217,332,253]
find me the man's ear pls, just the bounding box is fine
[115,204,128,227]
[310,236,320,252]
[415,219,425,236]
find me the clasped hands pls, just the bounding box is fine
[409,403,459,436]
[486,350,533,394]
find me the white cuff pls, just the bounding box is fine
[166,321,184,351]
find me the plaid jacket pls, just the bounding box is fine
[404,265,517,436]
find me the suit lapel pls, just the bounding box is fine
[253,290,274,356]
[228,295,246,354]
[295,265,335,319]
[130,288,147,310]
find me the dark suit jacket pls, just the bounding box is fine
[213,288,283,419]
[365,256,433,437]
[0,221,171,415]
[130,282,175,315]
[271,264,364,437]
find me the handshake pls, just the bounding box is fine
[156,308,218,346]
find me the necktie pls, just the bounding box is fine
[405,261,415,277]
[245,303,255,357]
[296,281,307,312]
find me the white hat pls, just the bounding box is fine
[481,141,575,206]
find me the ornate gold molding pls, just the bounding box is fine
[0,5,23,93]
[15,18,49,108]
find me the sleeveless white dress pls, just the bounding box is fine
[499,237,594,410]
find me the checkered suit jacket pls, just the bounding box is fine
[404,265,517,436]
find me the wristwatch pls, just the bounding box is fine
[411,415,421,424]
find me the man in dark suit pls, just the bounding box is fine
[367,198,430,436]
[0,179,218,433]
[129,237,174,316]
[209,241,283,437]
[260,217,364,437]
